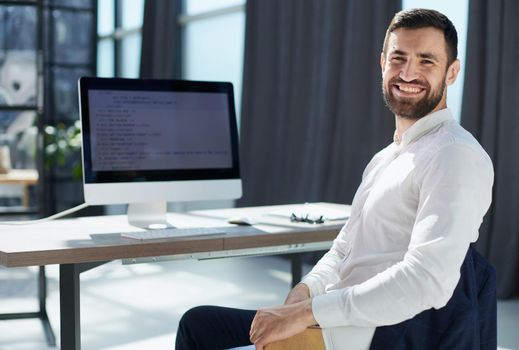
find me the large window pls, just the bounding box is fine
[0,0,97,213]
[402,0,469,121]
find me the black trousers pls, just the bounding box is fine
[176,305,256,350]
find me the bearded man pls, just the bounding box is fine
[176,8,494,350]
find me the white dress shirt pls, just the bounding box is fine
[302,108,494,329]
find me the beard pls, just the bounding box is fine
[382,76,446,120]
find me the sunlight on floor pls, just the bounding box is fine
[0,256,293,349]
[1,256,518,349]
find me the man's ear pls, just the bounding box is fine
[445,59,460,86]
[380,52,386,75]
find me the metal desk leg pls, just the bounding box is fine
[60,264,81,349]
[291,253,303,287]
[59,261,109,350]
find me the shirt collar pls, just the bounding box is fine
[395,108,454,148]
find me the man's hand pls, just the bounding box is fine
[284,283,311,305]
[249,299,317,350]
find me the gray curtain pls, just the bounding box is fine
[139,0,182,79]
[239,0,400,206]
[461,0,519,298]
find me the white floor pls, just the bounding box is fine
[0,256,518,350]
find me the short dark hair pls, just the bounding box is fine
[382,8,458,66]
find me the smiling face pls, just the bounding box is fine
[381,27,460,120]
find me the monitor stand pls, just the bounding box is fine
[127,202,173,229]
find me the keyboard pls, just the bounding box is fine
[120,227,226,241]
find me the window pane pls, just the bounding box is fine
[402,0,469,121]
[97,39,114,77]
[183,12,245,116]
[0,6,37,106]
[0,112,20,133]
[52,9,93,64]
[97,0,114,36]
[0,6,37,51]
[53,67,90,121]
[0,4,38,105]
[185,0,245,15]
[0,51,37,106]
[121,0,144,29]
[120,33,141,78]
[0,110,37,170]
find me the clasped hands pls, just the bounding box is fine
[249,283,317,350]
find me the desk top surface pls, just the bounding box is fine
[0,203,350,267]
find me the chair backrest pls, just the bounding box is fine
[369,246,497,349]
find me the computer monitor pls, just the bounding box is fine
[78,77,242,228]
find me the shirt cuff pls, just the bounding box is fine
[312,288,349,328]
[300,275,324,297]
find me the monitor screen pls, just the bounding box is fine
[78,77,242,228]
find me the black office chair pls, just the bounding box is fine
[370,246,497,350]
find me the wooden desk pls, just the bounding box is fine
[0,169,38,207]
[0,202,349,349]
